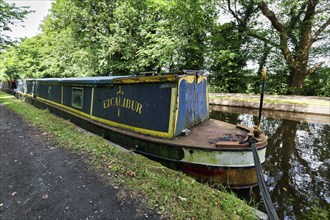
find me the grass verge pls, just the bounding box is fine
[0,91,257,220]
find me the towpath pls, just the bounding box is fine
[0,105,158,220]
[209,93,330,115]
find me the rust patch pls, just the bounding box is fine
[180,163,260,189]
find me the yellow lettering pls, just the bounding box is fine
[104,98,120,109]
[103,99,111,109]
[136,103,142,114]
[115,97,120,106]
[131,100,136,111]
[126,99,131,109]
[104,96,142,115]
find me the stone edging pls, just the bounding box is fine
[209,94,330,115]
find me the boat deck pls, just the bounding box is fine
[170,119,248,149]
[124,119,266,150]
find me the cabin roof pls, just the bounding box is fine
[26,74,185,85]
[34,76,130,85]
[25,71,207,85]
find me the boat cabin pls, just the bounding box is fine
[16,72,209,139]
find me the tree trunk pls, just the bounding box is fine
[257,1,329,95]
[289,67,307,95]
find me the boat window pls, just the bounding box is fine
[72,87,83,109]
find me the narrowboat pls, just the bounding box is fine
[13,71,268,189]
[0,80,16,93]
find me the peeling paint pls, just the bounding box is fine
[181,147,266,167]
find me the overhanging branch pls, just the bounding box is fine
[246,31,278,47]
[288,2,308,47]
[227,0,245,26]
[313,17,330,40]
[307,62,324,75]
[258,2,286,32]
[258,1,295,65]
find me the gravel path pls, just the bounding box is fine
[0,105,158,220]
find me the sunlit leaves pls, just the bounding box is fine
[0,0,30,50]
[1,0,328,95]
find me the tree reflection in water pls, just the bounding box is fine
[210,110,330,219]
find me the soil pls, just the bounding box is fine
[0,105,159,220]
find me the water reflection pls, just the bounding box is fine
[210,107,330,220]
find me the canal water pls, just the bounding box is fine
[210,106,330,220]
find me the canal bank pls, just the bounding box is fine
[209,93,330,115]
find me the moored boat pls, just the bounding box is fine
[13,71,268,189]
[0,80,16,93]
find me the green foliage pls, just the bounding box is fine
[0,0,328,96]
[302,67,330,96]
[221,0,330,95]
[0,34,48,79]
[306,200,329,220]
[0,0,222,78]
[208,21,253,93]
[260,52,292,95]
[0,0,30,51]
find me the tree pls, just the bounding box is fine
[258,0,330,94]
[226,0,330,94]
[0,0,30,51]
[135,0,218,72]
[2,0,328,96]
[209,1,260,93]
[0,34,47,80]
[208,22,253,93]
[39,0,218,75]
[303,66,330,96]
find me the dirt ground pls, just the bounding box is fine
[0,104,159,220]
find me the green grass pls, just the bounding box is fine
[0,92,258,220]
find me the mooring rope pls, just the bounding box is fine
[248,137,279,220]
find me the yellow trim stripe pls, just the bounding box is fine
[90,87,94,116]
[174,77,184,132]
[32,75,178,86]
[168,86,178,137]
[113,75,177,84]
[38,96,90,118]
[206,80,209,114]
[34,95,172,138]
[89,115,170,138]
[61,86,63,105]
[197,75,206,83]
[185,75,195,83]
[16,91,33,98]
[184,75,207,84]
